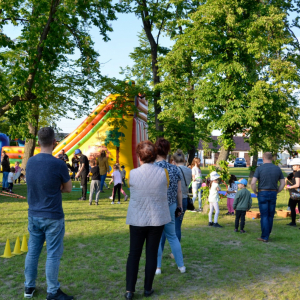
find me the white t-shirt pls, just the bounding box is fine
[112,171,122,186]
[227,183,238,198]
[209,182,221,202]
[8,172,14,183]
[192,166,202,183]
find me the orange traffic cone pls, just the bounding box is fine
[0,239,15,258]
[21,235,28,253]
[12,236,23,255]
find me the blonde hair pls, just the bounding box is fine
[113,164,119,170]
[173,149,185,163]
[191,157,201,169]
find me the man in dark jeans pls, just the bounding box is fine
[75,149,89,200]
[251,152,285,243]
[24,127,73,300]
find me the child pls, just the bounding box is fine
[89,160,101,205]
[14,162,22,184]
[109,163,128,201]
[191,158,202,212]
[120,165,126,187]
[233,178,252,233]
[8,167,16,193]
[20,173,26,184]
[208,171,222,227]
[226,175,238,215]
[109,164,122,204]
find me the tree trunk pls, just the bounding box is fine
[22,105,39,172]
[116,147,119,164]
[187,145,196,165]
[249,152,258,184]
[216,146,231,167]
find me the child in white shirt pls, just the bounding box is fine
[226,175,238,215]
[208,171,222,227]
[109,164,122,204]
[8,167,16,192]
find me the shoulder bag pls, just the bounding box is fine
[179,166,195,211]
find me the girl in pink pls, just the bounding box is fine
[14,162,22,185]
[226,175,237,215]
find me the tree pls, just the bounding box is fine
[104,128,125,164]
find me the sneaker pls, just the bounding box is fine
[155,268,161,275]
[225,212,231,215]
[208,222,213,226]
[78,197,86,201]
[100,190,105,193]
[46,288,73,300]
[287,222,296,226]
[124,195,128,201]
[240,230,246,233]
[111,201,115,204]
[118,202,121,204]
[95,202,98,206]
[24,287,35,298]
[213,223,223,228]
[231,212,234,215]
[89,202,92,206]
[234,229,238,232]
[196,209,202,213]
[178,266,186,273]
[109,196,113,200]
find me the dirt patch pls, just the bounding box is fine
[77,243,86,249]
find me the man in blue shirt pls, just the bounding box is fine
[24,127,72,300]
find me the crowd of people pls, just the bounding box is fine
[2,126,288,299]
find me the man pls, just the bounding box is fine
[24,127,72,299]
[251,152,285,243]
[75,149,89,200]
[58,149,69,163]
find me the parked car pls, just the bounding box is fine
[257,158,263,167]
[234,158,247,167]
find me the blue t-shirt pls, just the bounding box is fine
[26,153,70,219]
[154,160,181,205]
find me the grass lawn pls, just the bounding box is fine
[1,179,300,300]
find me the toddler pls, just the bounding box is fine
[208,171,222,227]
[8,167,16,193]
[109,164,122,204]
[233,179,252,233]
[14,162,22,184]
[120,165,126,187]
[226,175,238,215]
[89,160,101,205]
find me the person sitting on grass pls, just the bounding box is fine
[208,171,222,228]
[233,178,252,233]
[89,160,101,206]
[8,166,15,193]
[109,164,122,204]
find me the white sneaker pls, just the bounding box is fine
[155,268,161,275]
[109,196,113,200]
[124,195,128,201]
[118,202,121,204]
[111,201,115,204]
[178,266,186,273]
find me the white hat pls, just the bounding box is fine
[210,171,220,181]
[290,158,300,165]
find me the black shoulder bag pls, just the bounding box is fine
[179,166,195,211]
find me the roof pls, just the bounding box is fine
[198,136,250,151]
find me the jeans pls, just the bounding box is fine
[2,171,9,188]
[126,225,164,292]
[258,191,277,240]
[235,210,246,230]
[192,182,202,209]
[175,198,188,242]
[157,202,184,268]
[25,217,65,294]
[100,174,107,191]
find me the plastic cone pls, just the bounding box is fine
[12,236,23,255]
[21,235,28,253]
[0,239,15,258]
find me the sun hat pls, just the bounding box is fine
[290,158,300,166]
[210,171,220,181]
[74,149,82,155]
[235,179,248,186]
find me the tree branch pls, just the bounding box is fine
[1,18,29,23]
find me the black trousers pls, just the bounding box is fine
[235,210,246,230]
[126,225,164,292]
[81,172,88,199]
[289,198,300,224]
[113,183,121,202]
[8,182,13,191]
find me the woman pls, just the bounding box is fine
[1,154,10,191]
[191,158,202,212]
[125,140,170,300]
[154,138,185,275]
[173,150,192,242]
[286,158,300,226]
[97,150,109,192]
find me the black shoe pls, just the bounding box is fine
[208,222,213,226]
[144,289,154,297]
[213,223,223,228]
[89,202,92,205]
[124,291,134,299]
[287,222,296,226]
[78,197,86,201]
[240,230,246,233]
[95,202,98,206]
[46,288,73,300]
[234,229,238,232]
[100,190,105,193]
[225,212,231,215]
[24,287,35,298]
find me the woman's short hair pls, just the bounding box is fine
[155,138,170,157]
[173,149,185,163]
[136,140,157,163]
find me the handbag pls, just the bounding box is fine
[179,167,195,211]
[290,188,300,201]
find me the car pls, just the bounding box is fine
[257,158,263,167]
[234,158,247,167]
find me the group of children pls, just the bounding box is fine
[207,171,252,232]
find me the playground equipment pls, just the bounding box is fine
[1,146,41,165]
[0,133,10,159]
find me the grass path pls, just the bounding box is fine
[1,180,300,299]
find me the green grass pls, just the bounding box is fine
[1,180,300,299]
